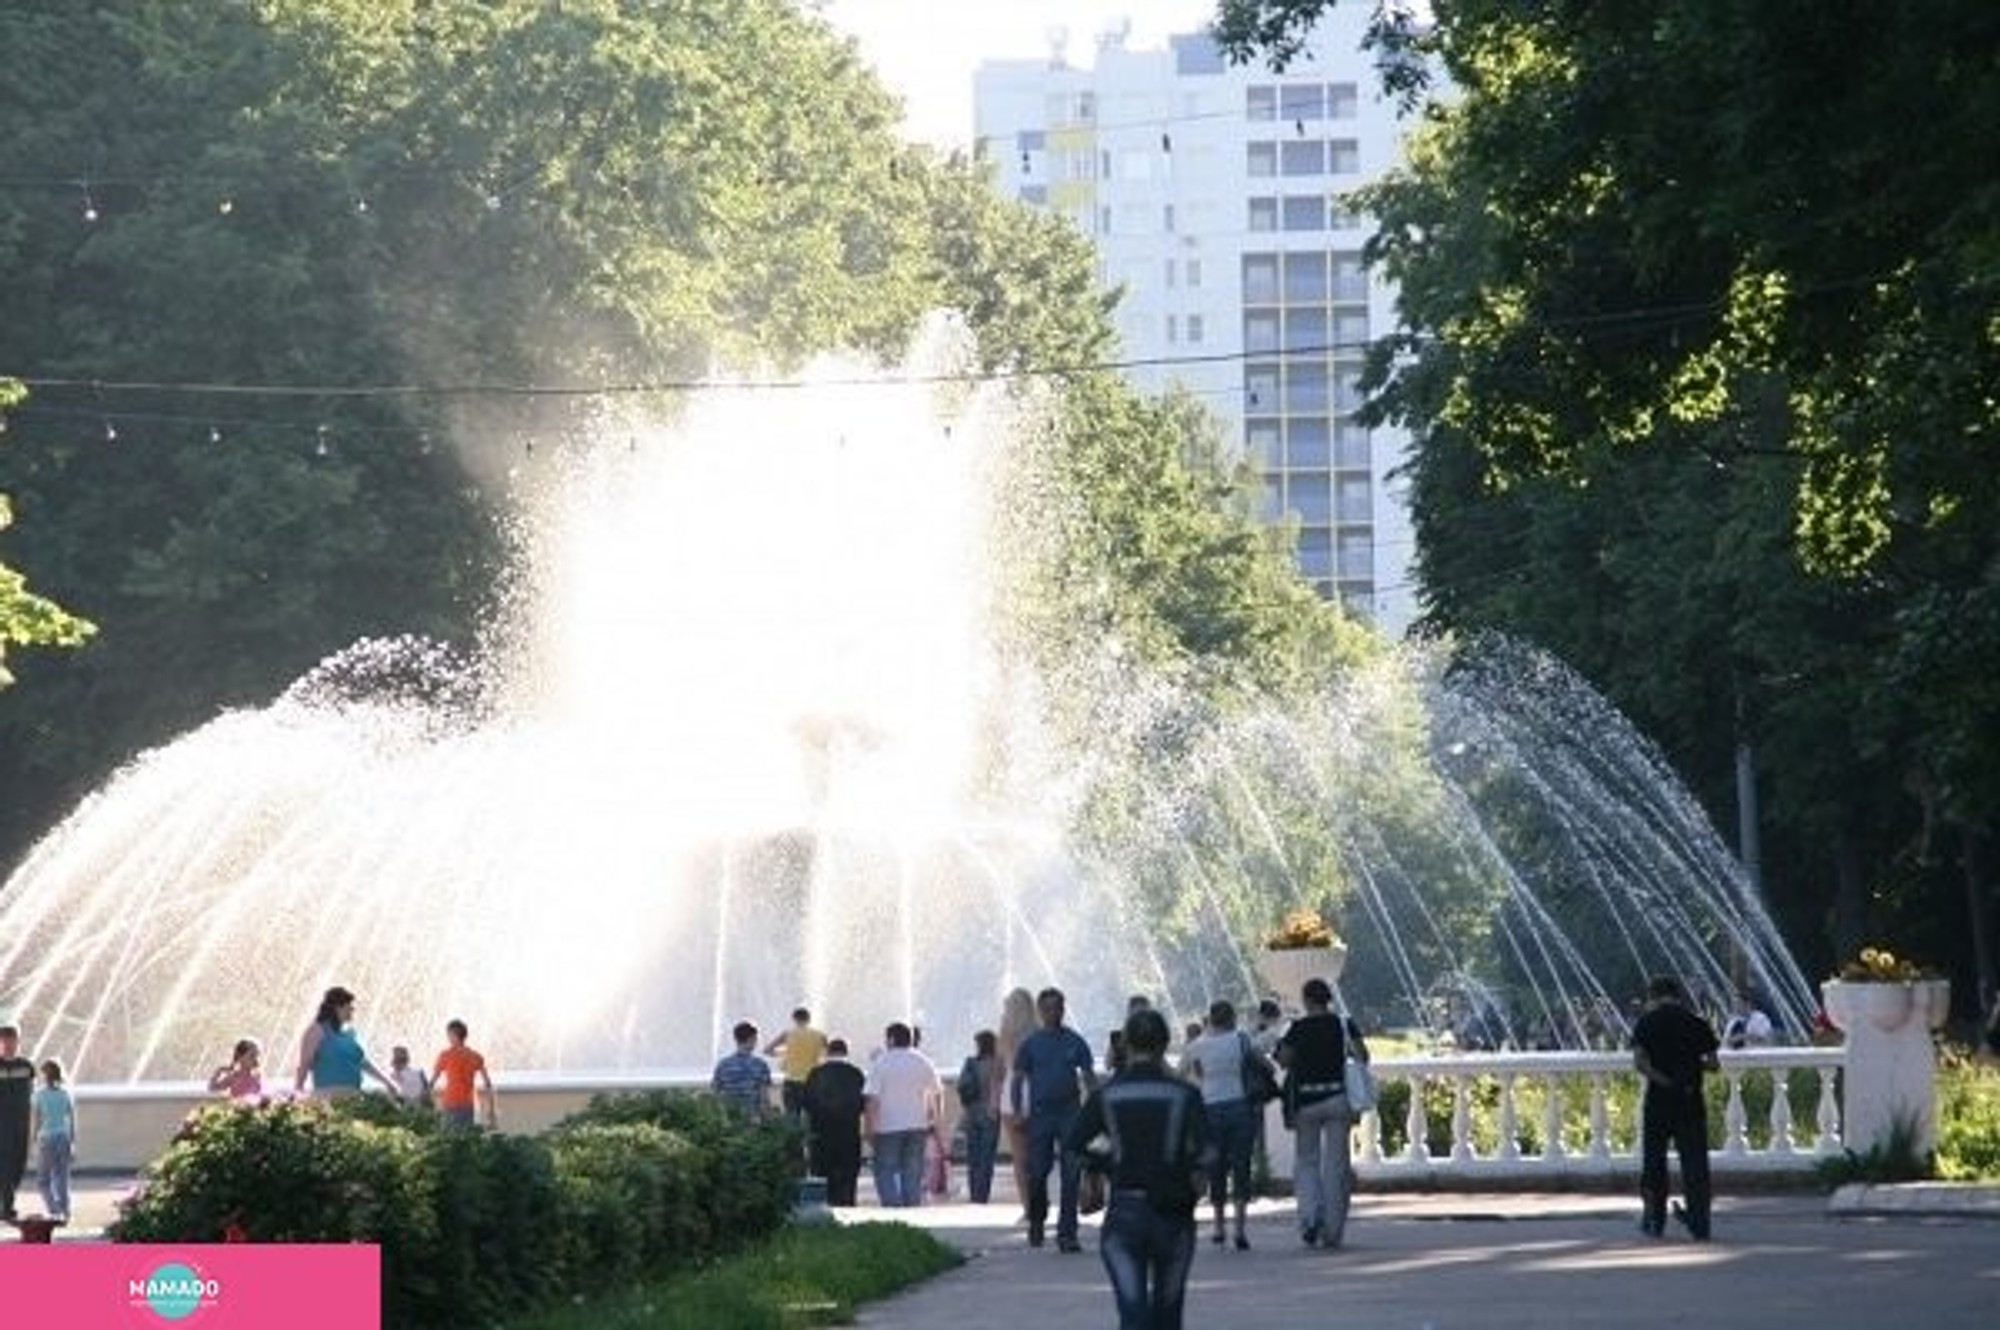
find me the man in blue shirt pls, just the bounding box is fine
[1008,987,1098,1251]
[711,1020,773,1119]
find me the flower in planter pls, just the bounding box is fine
[1835,946,1938,983]
[1265,908,1340,951]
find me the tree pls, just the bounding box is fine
[1215,0,2000,993]
[0,380,95,687]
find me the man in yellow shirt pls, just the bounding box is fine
[765,1006,828,1125]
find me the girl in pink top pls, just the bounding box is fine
[208,1038,263,1098]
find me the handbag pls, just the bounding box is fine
[1079,1167,1108,1215]
[1238,1032,1281,1107]
[1340,1012,1376,1114]
[1342,1052,1377,1114]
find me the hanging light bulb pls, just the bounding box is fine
[217,198,234,215]
[81,187,99,223]
[103,419,118,441]
[314,425,330,458]
[208,425,223,443]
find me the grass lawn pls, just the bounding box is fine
[509,1219,961,1329]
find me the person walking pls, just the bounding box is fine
[30,1059,75,1222]
[711,1021,774,1120]
[1275,977,1367,1248]
[863,1021,941,1208]
[0,1024,35,1221]
[431,1020,496,1129]
[293,986,400,1100]
[388,1045,431,1105]
[997,986,1039,1215]
[1066,1007,1209,1330]
[1008,986,1099,1252]
[765,1006,828,1126]
[1183,1000,1258,1249]
[804,1037,868,1206]
[958,1029,1004,1202]
[1632,975,1720,1239]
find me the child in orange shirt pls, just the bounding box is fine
[431,1019,496,1129]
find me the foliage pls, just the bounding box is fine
[509,1222,960,1330]
[0,1,1356,896]
[1266,907,1341,951]
[0,380,96,687]
[1212,0,2000,994]
[1935,1054,2000,1182]
[109,1091,801,1328]
[1815,1110,1933,1187]
[1835,947,1939,983]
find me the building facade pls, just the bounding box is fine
[974,7,1416,633]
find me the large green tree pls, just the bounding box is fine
[1215,0,2000,995]
[0,0,1351,873]
[0,380,95,686]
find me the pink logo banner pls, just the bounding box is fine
[0,1244,380,1328]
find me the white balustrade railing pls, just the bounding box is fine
[1341,1047,1844,1181]
[75,1048,1846,1181]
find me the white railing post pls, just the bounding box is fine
[1722,1068,1749,1156]
[1496,1073,1521,1162]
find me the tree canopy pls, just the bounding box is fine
[0,0,1349,869]
[1216,0,2000,993]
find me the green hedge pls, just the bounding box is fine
[111,1091,800,1328]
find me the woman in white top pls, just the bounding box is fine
[1183,999,1260,1249]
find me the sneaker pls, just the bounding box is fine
[1028,1221,1045,1249]
[1302,1222,1322,1248]
[1670,1202,1710,1241]
[1057,1236,1083,1254]
[1234,1232,1251,1251]
[1639,1216,1664,1238]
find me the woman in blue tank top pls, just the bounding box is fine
[293,986,399,1099]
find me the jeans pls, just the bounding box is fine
[1205,1098,1256,1211]
[1025,1101,1083,1240]
[1640,1087,1711,1236]
[963,1111,1000,1202]
[871,1128,928,1208]
[1098,1190,1196,1329]
[37,1135,72,1219]
[1292,1092,1354,1243]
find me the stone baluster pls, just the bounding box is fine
[1767,1067,1796,1155]
[1541,1073,1567,1161]
[1496,1073,1521,1161]
[1722,1068,1749,1156]
[1451,1073,1475,1162]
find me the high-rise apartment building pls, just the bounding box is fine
[974,7,1416,633]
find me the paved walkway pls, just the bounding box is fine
[844,1185,2000,1330]
[27,1175,2000,1328]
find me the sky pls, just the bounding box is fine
[819,0,1220,148]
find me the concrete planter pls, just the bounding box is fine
[1257,942,1347,1003]
[1821,979,1950,1035]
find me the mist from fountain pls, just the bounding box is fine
[0,333,1814,1081]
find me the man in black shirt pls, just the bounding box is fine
[803,1038,868,1207]
[0,1023,35,1221]
[1630,977,1720,1240]
[1067,1008,1210,1329]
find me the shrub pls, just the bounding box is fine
[1936,1057,2000,1181]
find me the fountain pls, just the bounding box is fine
[0,335,1814,1082]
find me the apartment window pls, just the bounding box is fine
[1296,527,1334,579]
[1166,314,1179,344]
[1334,253,1368,301]
[1243,255,1279,303]
[1334,419,1370,467]
[1289,474,1333,523]
[1245,311,1280,353]
[1020,185,1048,206]
[1329,83,1359,119]
[1328,140,1360,174]
[1280,83,1326,121]
[1286,361,1330,412]
[1258,477,1285,523]
[1281,140,1324,176]
[1163,203,1175,232]
[1186,314,1204,345]
[1284,307,1328,352]
[1248,423,1282,468]
[1288,417,1331,468]
[1248,142,1277,177]
[1245,363,1280,411]
[1329,200,1364,229]
[1338,533,1375,580]
[1249,197,1278,232]
[1282,195,1326,231]
[1334,310,1370,348]
[1335,368,1366,412]
[1336,475,1373,522]
[1102,150,1114,179]
[1073,91,1097,123]
[1164,258,1177,289]
[1185,258,1202,288]
[1247,86,1278,121]
[1283,251,1328,301]
[1099,205,1112,235]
